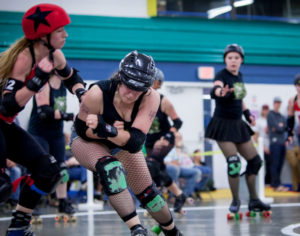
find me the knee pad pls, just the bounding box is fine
[227,155,241,178]
[136,183,166,213]
[0,171,12,203]
[31,154,63,194]
[246,155,262,175]
[95,156,127,196]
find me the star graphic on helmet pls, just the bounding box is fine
[26,7,53,32]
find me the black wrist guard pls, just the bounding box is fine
[92,115,118,138]
[60,111,74,121]
[75,88,86,102]
[172,118,182,130]
[210,85,222,99]
[243,109,252,123]
[26,66,51,92]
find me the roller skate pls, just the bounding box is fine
[227,200,243,220]
[174,193,187,216]
[55,199,76,223]
[31,210,42,224]
[130,224,148,236]
[246,198,272,218]
[6,211,35,236]
[159,225,184,236]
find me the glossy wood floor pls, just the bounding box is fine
[1,196,300,236]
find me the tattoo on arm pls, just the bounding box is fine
[148,110,156,121]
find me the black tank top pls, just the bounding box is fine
[145,94,171,148]
[92,79,145,149]
[28,81,66,138]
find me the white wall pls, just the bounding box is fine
[0,0,149,18]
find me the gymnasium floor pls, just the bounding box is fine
[0,189,300,236]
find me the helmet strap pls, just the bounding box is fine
[40,34,55,62]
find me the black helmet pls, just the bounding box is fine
[119,50,155,92]
[154,68,165,82]
[224,44,244,59]
[294,73,300,85]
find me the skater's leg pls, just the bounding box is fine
[116,150,182,234]
[217,142,240,201]
[71,139,144,232]
[237,140,262,199]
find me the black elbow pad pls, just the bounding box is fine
[122,127,146,153]
[74,116,90,140]
[63,68,85,94]
[0,92,24,117]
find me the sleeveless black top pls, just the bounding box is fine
[90,79,145,149]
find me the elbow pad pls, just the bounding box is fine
[122,127,146,153]
[63,68,85,94]
[172,118,182,130]
[0,92,24,117]
[210,85,222,99]
[74,116,90,140]
[287,116,295,136]
[56,63,72,78]
[37,105,55,121]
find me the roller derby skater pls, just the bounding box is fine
[1,3,86,235]
[205,44,271,221]
[71,51,183,235]
[55,199,76,222]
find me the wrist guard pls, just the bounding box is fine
[92,115,118,138]
[287,116,295,137]
[26,66,51,92]
[60,111,74,121]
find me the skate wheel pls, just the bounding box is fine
[263,211,272,218]
[227,213,234,220]
[235,212,243,220]
[55,215,61,222]
[71,216,77,222]
[151,225,162,235]
[63,215,69,223]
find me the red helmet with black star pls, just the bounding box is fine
[22,3,71,40]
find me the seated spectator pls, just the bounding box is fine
[164,132,201,198]
[192,149,213,192]
[5,159,22,207]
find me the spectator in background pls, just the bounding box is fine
[267,96,289,192]
[164,132,201,198]
[192,149,213,192]
[253,104,271,185]
[6,159,22,207]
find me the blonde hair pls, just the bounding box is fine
[0,37,31,88]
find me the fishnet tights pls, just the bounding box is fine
[71,138,173,225]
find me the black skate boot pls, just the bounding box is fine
[161,225,184,236]
[6,211,35,236]
[227,199,242,220]
[55,199,76,222]
[174,193,187,214]
[246,198,271,218]
[229,199,241,213]
[131,224,148,236]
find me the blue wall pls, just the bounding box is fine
[69,59,300,85]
